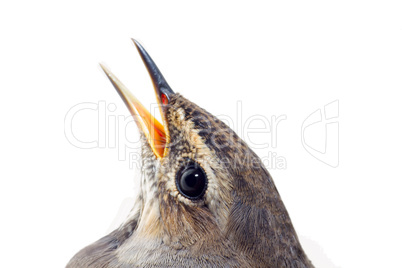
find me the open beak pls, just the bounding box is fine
[100,39,175,159]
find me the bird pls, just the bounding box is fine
[66,39,314,268]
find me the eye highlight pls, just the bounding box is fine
[176,160,207,200]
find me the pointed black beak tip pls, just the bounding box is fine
[131,38,143,52]
[131,38,175,101]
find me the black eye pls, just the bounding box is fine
[176,161,207,200]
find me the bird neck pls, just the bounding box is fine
[226,157,313,267]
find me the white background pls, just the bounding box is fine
[1,1,401,267]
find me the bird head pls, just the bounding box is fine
[68,39,313,267]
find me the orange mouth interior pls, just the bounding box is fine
[100,64,167,158]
